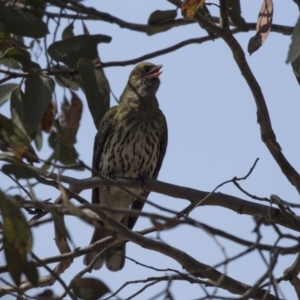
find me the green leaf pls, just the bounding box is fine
[71,277,110,300]
[0,55,21,69]
[33,290,54,300]
[23,261,39,286]
[10,87,25,132]
[0,32,28,53]
[52,64,82,90]
[62,22,75,40]
[148,9,177,24]
[0,114,38,162]
[33,124,43,151]
[48,34,112,68]
[46,130,81,167]
[1,47,40,72]
[0,192,34,286]
[291,57,300,85]
[55,74,80,90]
[0,83,19,106]
[0,4,48,38]
[78,58,110,129]
[228,0,248,31]
[2,163,36,179]
[18,0,46,19]
[287,16,300,63]
[23,68,55,137]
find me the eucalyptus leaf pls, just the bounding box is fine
[1,47,40,71]
[71,277,110,300]
[10,87,24,132]
[78,58,110,129]
[2,163,36,179]
[23,68,55,137]
[287,15,300,63]
[0,83,19,106]
[0,192,34,286]
[62,22,75,40]
[46,130,81,167]
[0,4,48,38]
[55,74,80,90]
[148,10,177,24]
[48,34,112,68]
[0,114,38,162]
[34,124,43,151]
[23,261,39,286]
[0,32,28,53]
[0,55,21,69]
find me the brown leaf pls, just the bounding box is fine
[181,0,205,18]
[41,101,56,133]
[248,0,273,55]
[59,92,83,144]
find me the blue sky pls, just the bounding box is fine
[1,0,300,299]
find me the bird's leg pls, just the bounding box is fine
[136,173,148,188]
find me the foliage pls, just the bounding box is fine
[0,0,300,299]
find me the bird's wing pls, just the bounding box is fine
[127,112,168,230]
[91,106,118,204]
[152,113,168,179]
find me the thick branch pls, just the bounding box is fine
[18,161,300,232]
[73,176,300,232]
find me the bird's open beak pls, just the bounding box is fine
[145,65,163,80]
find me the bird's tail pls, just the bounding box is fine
[83,228,126,271]
[83,228,107,270]
[105,244,126,271]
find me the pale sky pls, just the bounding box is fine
[1,1,300,299]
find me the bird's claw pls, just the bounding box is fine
[136,174,147,186]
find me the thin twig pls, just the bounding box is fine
[31,252,76,300]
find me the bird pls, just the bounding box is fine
[83,62,168,271]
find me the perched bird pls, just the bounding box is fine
[83,62,168,271]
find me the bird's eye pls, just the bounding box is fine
[135,71,140,77]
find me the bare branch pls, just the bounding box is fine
[16,160,300,232]
[87,208,280,299]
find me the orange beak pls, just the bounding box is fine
[145,64,163,80]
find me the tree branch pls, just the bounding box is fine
[72,176,300,232]
[17,160,300,232]
[86,208,280,299]
[7,0,294,36]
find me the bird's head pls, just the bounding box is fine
[127,62,162,97]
